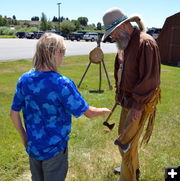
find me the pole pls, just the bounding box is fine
[99,62,102,91]
[57,2,61,32]
[77,62,91,88]
[102,59,113,90]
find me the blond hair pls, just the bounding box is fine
[33,33,66,72]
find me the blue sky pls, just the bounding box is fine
[1,0,180,28]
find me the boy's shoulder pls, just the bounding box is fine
[18,70,74,87]
[57,74,74,87]
[18,69,34,82]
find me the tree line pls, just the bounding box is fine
[0,12,103,35]
[0,15,18,26]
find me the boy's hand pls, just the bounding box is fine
[22,136,27,148]
[99,108,112,115]
[84,106,111,118]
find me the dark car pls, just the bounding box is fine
[103,36,115,43]
[146,28,161,39]
[69,33,84,41]
[60,32,69,39]
[50,30,69,39]
[33,31,45,39]
[47,30,69,40]
[100,33,115,43]
[15,32,27,38]
[51,30,61,35]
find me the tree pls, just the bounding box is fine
[86,23,96,30]
[2,17,8,26]
[60,16,65,22]
[71,20,81,31]
[47,21,53,30]
[77,17,88,26]
[0,15,8,26]
[60,20,75,34]
[0,15,4,26]
[31,16,39,21]
[12,16,18,25]
[52,16,58,22]
[23,21,30,27]
[97,22,102,30]
[40,12,48,31]
[12,15,16,20]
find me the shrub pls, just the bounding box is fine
[0,27,15,35]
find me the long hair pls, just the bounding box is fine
[33,33,66,72]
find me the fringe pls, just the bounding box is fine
[141,88,161,146]
[123,88,161,176]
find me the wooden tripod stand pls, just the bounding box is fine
[77,38,113,93]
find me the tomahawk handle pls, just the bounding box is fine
[104,103,118,123]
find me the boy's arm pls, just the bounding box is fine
[10,110,27,148]
[84,106,111,118]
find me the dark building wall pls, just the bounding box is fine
[157,12,180,65]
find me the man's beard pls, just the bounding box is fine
[116,29,131,50]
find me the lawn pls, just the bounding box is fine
[0,54,179,181]
[0,35,16,38]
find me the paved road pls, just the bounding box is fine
[0,39,117,61]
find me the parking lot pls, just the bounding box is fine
[0,39,117,61]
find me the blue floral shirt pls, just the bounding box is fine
[11,69,89,160]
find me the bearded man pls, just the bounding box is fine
[102,8,161,181]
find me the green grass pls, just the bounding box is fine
[0,35,17,38]
[0,55,179,181]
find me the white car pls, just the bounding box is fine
[83,32,98,41]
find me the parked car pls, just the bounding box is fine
[15,32,27,38]
[50,30,60,35]
[83,32,98,41]
[77,31,88,35]
[103,35,115,43]
[69,33,84,41]
[60,33,70,39]
[26,32,35,39]
[146,28,161,39]
[50,31,69,39]
[33,31,44,39]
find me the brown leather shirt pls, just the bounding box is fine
[114,28,161,111]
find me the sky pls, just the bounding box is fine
[0,0,180,28]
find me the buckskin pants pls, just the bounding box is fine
[117,107,149,181]
[117,88,161,181]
